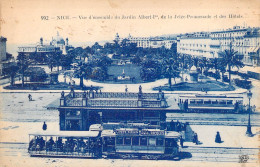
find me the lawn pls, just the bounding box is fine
[153,80,235,91]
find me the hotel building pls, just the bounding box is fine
[177,26,260,66]
[114,33,176,49]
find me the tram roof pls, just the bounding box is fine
[101,129,181,138]
[179,94,243,99]
[165,131,181,138]
[29,131,99,138]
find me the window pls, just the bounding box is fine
[156,138,164,146]
[116,137,123,145]
[66,110,81,116]
[227,100,233,104]
[132,137,139,145]
[148,138,156,146]
[140,137,147,146]
[124,137,131,145]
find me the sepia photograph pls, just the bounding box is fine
[0,0,259,166]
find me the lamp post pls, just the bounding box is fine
[246,89,253,137]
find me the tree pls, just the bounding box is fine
[218,43,244,84]
[74,63,85,89]
[163,55,180,86]
[47,52,60,72]
[17,53,31,87]
[2,63,19,86]
[197,57,209,74]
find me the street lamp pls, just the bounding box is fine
[246,89,253,137]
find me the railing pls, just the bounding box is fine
[67,92,160,99]
[63,98,164,108]
[65,98,83,106]
[142,101,161,107]
[88,100,138,107]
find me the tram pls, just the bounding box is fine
[28,124,181,160]
[102,128,180,160]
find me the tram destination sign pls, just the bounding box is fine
[115,129,164,136]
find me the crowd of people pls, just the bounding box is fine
[28,136,102,157]
[168,120,187,132]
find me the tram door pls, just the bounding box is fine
[165,138,178,154]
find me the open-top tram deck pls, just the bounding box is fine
[28,131,101,158]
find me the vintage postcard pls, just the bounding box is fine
[0,0,259,166]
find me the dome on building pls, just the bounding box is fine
[51,32,65,45]
[190,65,197,73]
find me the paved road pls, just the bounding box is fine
[0,143,258,163]
[180,146,259,163]
[167,113,260,126]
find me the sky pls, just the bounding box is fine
[0,0,259,46]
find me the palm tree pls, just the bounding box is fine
[17,53,30,87]
[218,42,244,84]
[163,56,180,87]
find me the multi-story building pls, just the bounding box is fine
[210,26,260,66]
[18,32,74,56]
[0,36,15,76]
[177,32,220,59]
[177,26,260,66]
[115,33,176,49]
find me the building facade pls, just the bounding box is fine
[177,26,260,66]
[0,36,15,76]
[58,87,169,131]
[18,32,73,56]
[177,32,219,59]
[115,33,176,49]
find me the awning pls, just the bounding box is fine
[165,131,181,138]
[101,130,116,137]
[29,131,99,138]
[248,46,260,53]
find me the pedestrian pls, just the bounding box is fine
[28,94,32,101]
[125,85,128,93]
[192,132,196,143]
[42,121,47,131]
[195,133,198,145]
[215,131,222,143]
[180,136,184,148]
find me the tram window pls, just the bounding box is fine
[190,100,195,104]
[156,138,164,146]
[66,110,81,116]
[204,100,211,104]
[124,137,131,145]
[116,137,123,145]
[132,137,139,145]
[219,100,226,104]
[148,138,156,146]
[227,100,232,104]
[212,100,218,104]
[144,112,159,118]
[196,100,203,104]
[140,137,147,146]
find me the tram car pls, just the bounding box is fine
[28,124,181,160]
[101,128,180,160]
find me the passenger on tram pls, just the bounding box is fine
[28,138,36,151]
[56,137,63,151]
[39,137,45,150]
[46,137,55,151]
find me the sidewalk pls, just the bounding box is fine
[183,125,259,148]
